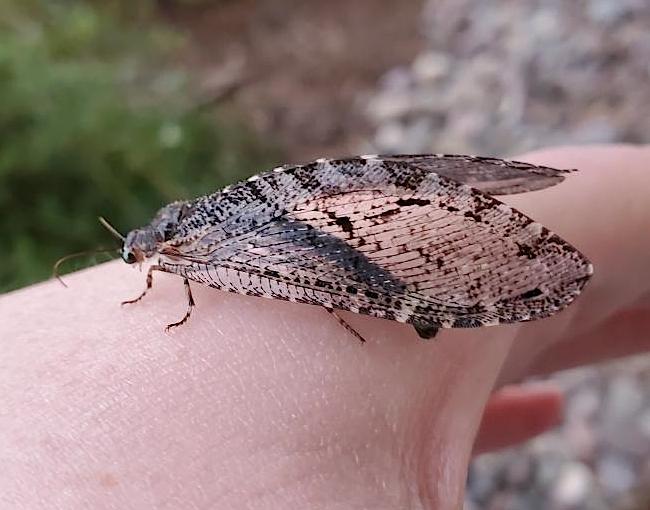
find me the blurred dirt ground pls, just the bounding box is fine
[161,0,425,161]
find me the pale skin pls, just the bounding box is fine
[1,145,649,509]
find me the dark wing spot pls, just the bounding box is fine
[396,198,431,207]
[326,211,354,234]
[516,243,537,259]
[520,288,543,299]
[334,216,354,233]
[464,211,482,222]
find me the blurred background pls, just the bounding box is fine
[1,0,648,508]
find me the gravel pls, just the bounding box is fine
[463,359,650,509]
[364,0,650,156]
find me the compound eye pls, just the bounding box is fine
[123,251,138,264]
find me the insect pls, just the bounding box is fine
[106,154,593,341]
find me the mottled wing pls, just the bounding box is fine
[376,154,574,195]
[160,156,592,332]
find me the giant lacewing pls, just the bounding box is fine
[98,154,592,341]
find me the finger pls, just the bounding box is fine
[531,306,650,375]
[473,384,563,455]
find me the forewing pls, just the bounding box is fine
[376,154,573,195]
[161,156,591,329]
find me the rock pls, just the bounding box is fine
[505,455,533,488]
[411,52,451,84]
[587,0,646,24]
[639,409,650,440]
[596,454,637,496]
[564,419,597,461]
[551,462,594,508]
[566,385,601,422]
[486,491,527,510]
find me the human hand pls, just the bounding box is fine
[1,145,648,509]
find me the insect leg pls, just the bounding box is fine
[324,308,367,344]
[165,278,196,331]
[121,264,166,305]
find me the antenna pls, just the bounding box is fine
[98,216,125,242]
[53,248,118,287]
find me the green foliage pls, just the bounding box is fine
[0,0,278,291]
